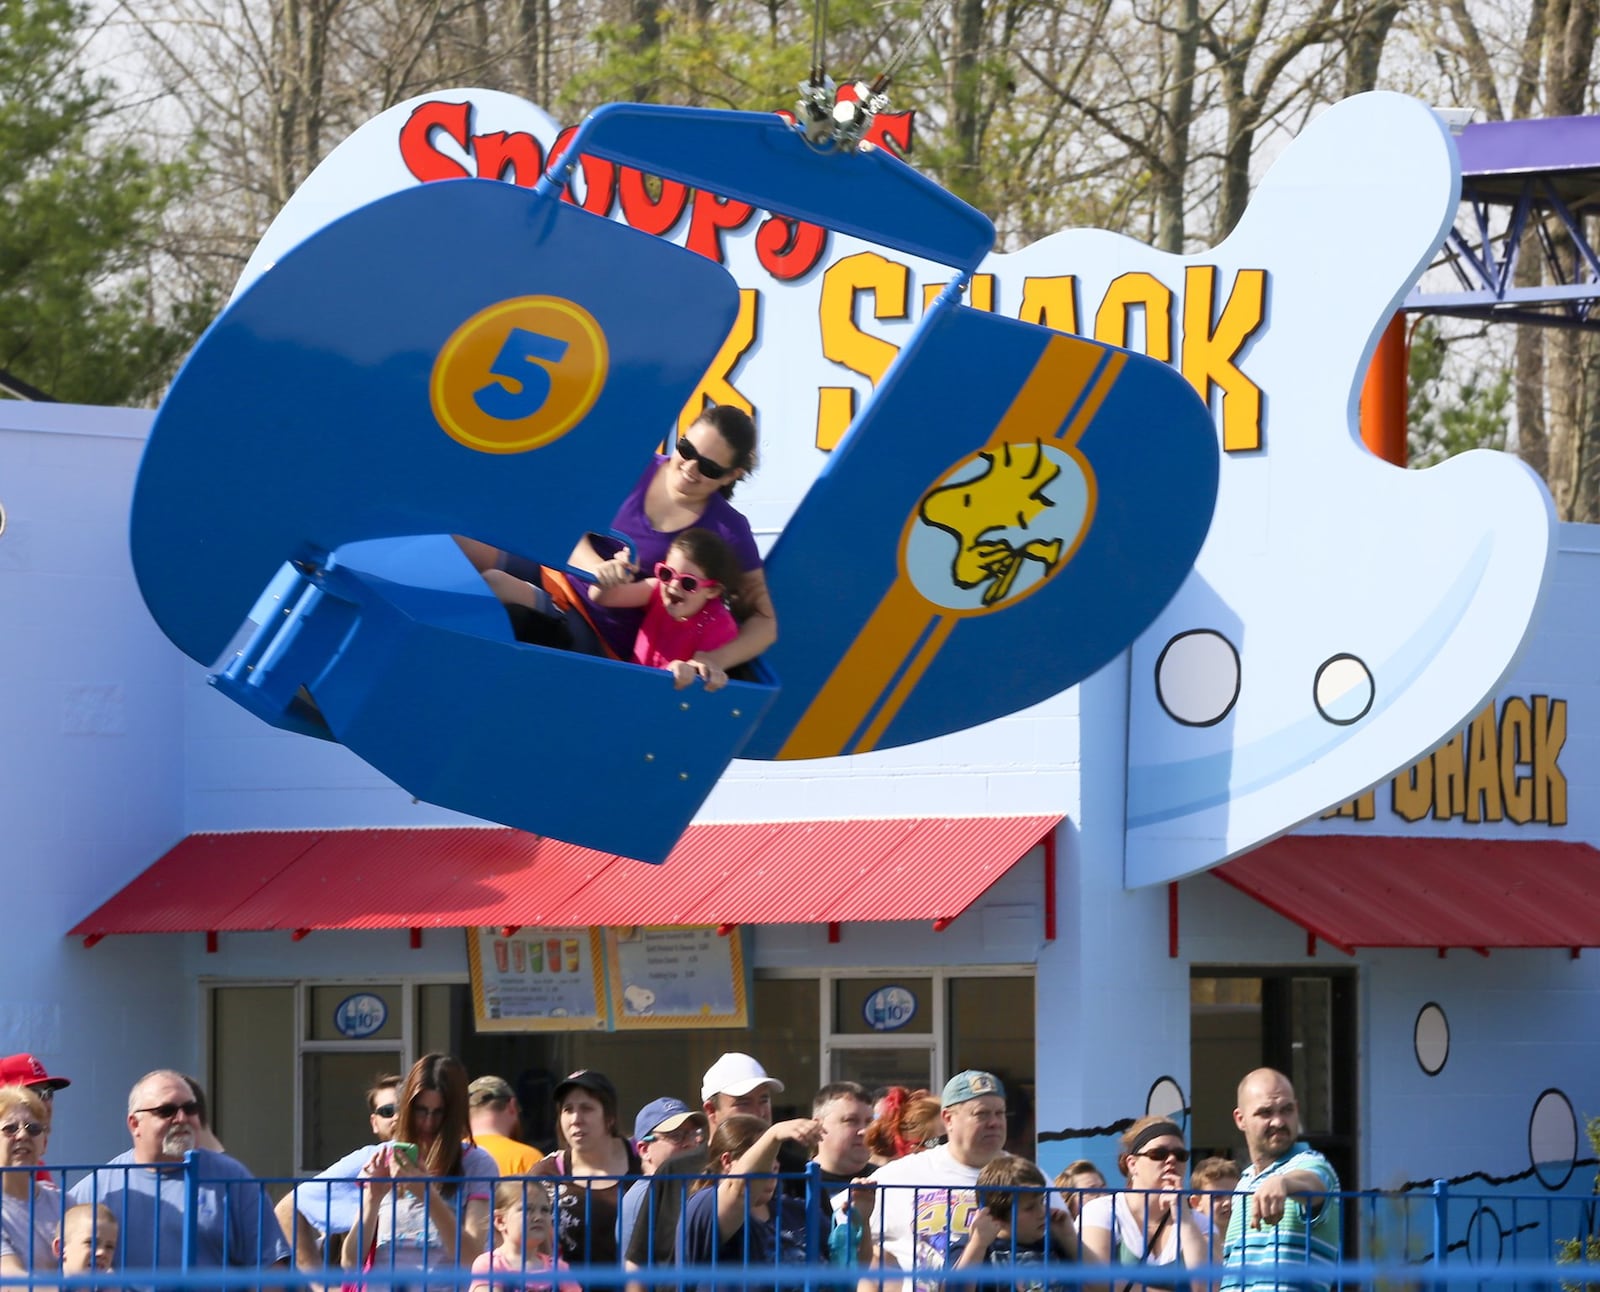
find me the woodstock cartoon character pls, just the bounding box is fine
[917,439,1068,606]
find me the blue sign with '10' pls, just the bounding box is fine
[334,993,388,1038]
[863,985,917,1032]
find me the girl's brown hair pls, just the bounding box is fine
[397,1053,471,1192]
[667,529,746,617]
[690,1113,768,1194]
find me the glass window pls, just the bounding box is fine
[948,976,1034,1156]
[308,985,403,1041]
[212,986,295,1179]
[833,977,933,1035]
[302,1051,403,1170]
[417,983,464,1059]
[829,1046,933,1091]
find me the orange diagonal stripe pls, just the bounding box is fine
[778,334,1124,761]
[776,583,941,760]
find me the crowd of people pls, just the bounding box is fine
[0,1048,1341,1292]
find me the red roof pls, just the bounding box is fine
[1214,834,1600,953]
[69,816,1061,938]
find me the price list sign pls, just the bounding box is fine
[467,926,606,1031]
[605,925,749,1029]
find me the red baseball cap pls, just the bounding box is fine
[0,1054,70,1091]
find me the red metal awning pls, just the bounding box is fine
[1214,834,1600,953]
[69,816,1061,942]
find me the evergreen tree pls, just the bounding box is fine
[0,0,207,405]
[1406,319,1511,469]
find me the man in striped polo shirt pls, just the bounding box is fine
[1221,1068,1340,1291]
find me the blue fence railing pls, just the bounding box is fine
[5,1159,1599,1292]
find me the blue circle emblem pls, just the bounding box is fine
[863,985,917,1032]
[334,992,388,1039]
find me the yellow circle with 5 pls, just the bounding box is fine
[431,296,609,453]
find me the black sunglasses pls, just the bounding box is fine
[135,1101,200,1120]
[675,436,735,481]
[373,1103,398,1118]
[1134,1146,1190,1164]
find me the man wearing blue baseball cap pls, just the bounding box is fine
[870,1070,1011,1291]
[618,1096,709,1258]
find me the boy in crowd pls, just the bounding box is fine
[56,1204,118,1276]
[948,1157,1077,1292]
[1188,1157,1241,1265]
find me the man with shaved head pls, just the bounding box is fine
[1220,1068,1340,1291]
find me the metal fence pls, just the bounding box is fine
[4,1160,1599,1292]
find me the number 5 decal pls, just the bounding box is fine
[473,327,570,421]
[431,295,609,454]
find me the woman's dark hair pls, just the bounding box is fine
[555,1077,620,1148]
[397,1053,469,1191]
[692,405,758,499]
[668,528,746,615]
[691,1113,767,1194]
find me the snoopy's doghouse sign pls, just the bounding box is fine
[134,88,1556,878]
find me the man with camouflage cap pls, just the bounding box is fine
[868,1070,1010,1288]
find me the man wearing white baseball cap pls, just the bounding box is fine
[699,1052,785,1129]
[627,1055,790,1277]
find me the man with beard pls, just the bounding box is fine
[870,1070,1010,1290]
[1221,1068,1340,1292]
[69,1070,290,1286]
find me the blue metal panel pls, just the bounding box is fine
[744,303,1219,759]
[549,103,995,273]
[132,175,741,666]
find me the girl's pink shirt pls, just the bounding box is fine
[632,593,738,667]
[468,1246,579,1292]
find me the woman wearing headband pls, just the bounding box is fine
[1080,1116,1207,1292]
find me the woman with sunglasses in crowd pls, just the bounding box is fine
[471,405,777,683]
[0,1085,62,1280]
[1079,1116,1206,1292]
[346,1054,496,1290]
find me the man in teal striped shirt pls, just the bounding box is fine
[1220,1069,1340,1292]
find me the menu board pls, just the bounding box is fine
[605,925,749,1029]
[467,927,606,1032]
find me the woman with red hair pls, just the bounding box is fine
[865,1088,944,1166]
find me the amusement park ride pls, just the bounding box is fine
[128,93,1221,864]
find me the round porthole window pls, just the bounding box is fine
[1145,1076,1187,1131]
[1529,1088,1578,1190]
[1414,1002,1449,1076]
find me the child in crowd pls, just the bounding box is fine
[469,1182,576,1292]
[588,528,741,691]
[678,1113,839,1292]
[55,1204,117,1276]
[1052,1160,1108,1220]
[949,1157,1077,1292]
[1186,1157,1240,1266]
